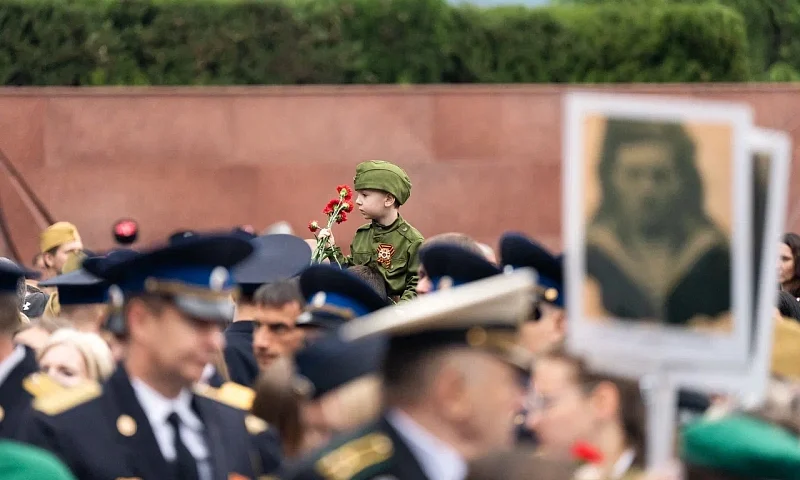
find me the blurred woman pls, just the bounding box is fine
[779,233,800,298]
[37,328,114,387]
[527,346,646,479]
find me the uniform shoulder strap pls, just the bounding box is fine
[34,380,101,416]
[355,223,372,232]
[195,381,256,411]
[315,433,393,480]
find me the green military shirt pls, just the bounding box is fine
[331,215,424,302]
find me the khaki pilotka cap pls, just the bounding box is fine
[353,161,412,205]
[40,222,81,254]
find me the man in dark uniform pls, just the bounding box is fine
[285,268,536,480]
[295,264,390,341]
[18,233,277,479]
[226,234,311,387]
[0,260,39,439]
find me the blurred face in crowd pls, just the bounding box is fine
[438,350,524,453]
[416,264,434,295]
[779,242,795,285]
[32,254,47,278]
[44,240,83,275]
[40,343,88,387]
[127,298,224,389]
[355,189,393,221]
[253,301,304,369]
[519,303,565,355]
[526,357,595,459]
[612,142,680,231]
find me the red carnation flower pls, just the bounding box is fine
[308,221,320,233]
[337,184,353,201]
[335,212,348,224]
[571,441,603,464]
[341,201,354,213]
[323,199,339,216]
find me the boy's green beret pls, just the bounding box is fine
[353,160,411,205]
[681,415,800,480]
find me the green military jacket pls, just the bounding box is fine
[331,215,424,302]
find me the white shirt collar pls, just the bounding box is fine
[610,448,636,480]
[386,408,467,480]
[0,345,26,387]
[130,377,204,432]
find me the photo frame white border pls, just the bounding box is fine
[670,128,792,406]
[563,91,754,372]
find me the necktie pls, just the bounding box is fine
[167,412,200,480]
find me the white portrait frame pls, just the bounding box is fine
[670,128,792,406]
[563,91,754,372]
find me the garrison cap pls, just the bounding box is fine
[293,333,386,400]
[232,234,311,297]
[297,265,389,331]
[500,232,565,308]
[420,244,501,291]
[40,222,81,254]
[340,268,537,373]
[353,160,412,205]
[84,234,253,324]
[681,415,800,479]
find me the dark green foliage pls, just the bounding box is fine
[0,0,750,85]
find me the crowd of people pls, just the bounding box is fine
[0,159,799,479]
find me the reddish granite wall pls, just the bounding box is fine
[1,85,799,264]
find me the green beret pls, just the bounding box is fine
[681,415,800,479]
[353,160,412,205]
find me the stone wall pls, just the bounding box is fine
[1,85,798,263]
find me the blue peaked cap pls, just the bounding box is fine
[500,232,565,308]
[419,244,501,291]
[297,265,389,330]
[0,259,37,293]
[232,234,312,291]
[84,234,254,323]
[39,269,108,306]
[294,332,387,399]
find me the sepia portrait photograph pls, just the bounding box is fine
[563,92,754,368]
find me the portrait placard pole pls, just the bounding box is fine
[644,369,678,472]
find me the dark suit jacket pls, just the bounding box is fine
[0,346,37,439]
[18,365,262,480]
[224,321,259,387]
[285,415,430,480]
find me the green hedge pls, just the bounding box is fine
[557,0,800,80]
[0,0,749,85]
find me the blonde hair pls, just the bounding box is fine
[38,328,115,382]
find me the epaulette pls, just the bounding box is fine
[24,373,67,399]
[315,433,393,480]
[195,382,255,411]
[33,380,101,416]
[355,223,372,232]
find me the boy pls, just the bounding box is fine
[321,160,424,302]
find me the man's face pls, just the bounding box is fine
[458,352,525,452]
[526,358,594,459]
[44,240,83,274]
[130,300,224,387]
[252,301,303,369]
[415,264,433,295]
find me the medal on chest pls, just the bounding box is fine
[376,243,395,269]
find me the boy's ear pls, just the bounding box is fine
[384,193,396,207]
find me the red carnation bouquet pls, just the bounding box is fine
[308,184,353,264]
